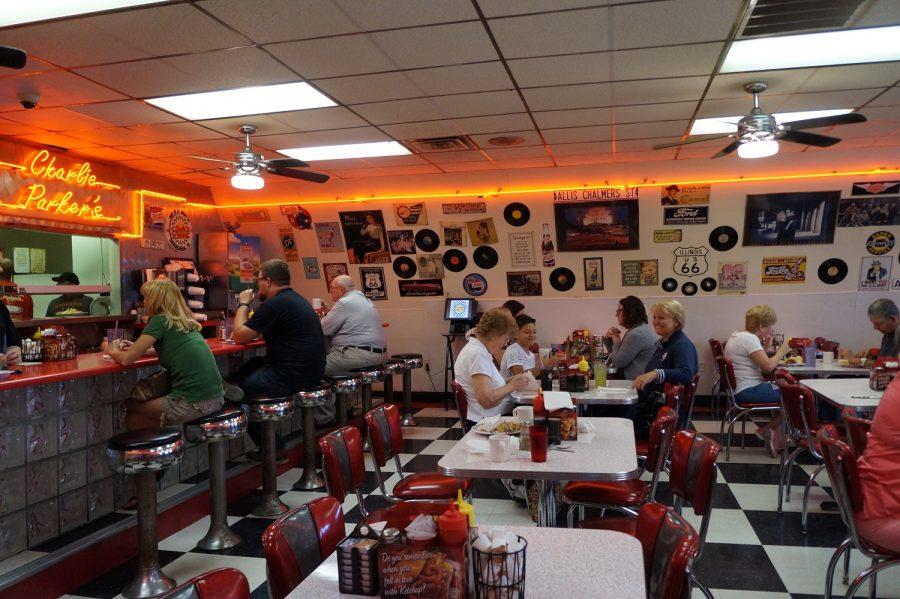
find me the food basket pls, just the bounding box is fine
[472,535,527,598]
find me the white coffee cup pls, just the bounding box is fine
[512,406,533,423]
[822,351,834,365]
[312,298,324,309]
[489,434,513,462]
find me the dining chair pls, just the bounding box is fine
[451,380,469,432]
[682,372,701,429]
[635,502,701,599]
[563,406,677,526]
[774,368,798,385]
[157,568,249,599]
[708,338,725,415]
[262,497,345,599]
[841,408,872,457]
[364,404,471,502]
[717,355,781,461]
[818,425,900,599]
[776,380,826,532]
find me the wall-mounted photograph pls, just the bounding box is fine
[743,191,839,246]
[387,230,416,254]
[837,196,899,227]
[554,200,639,251]
[583,257,604,291]
[506,271,542,296]
[339,210,390,264]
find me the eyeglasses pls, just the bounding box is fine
[615,307,623,314]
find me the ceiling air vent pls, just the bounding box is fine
[406,136,477,153]
[740,0,868,37]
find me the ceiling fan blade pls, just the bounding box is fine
[780,130,841,147]
[712,140,740,159]
[781,112,867,131]
[0,46,26,69]
[652,134,732,150]
[270,167,330,184]
[187,155,235,164]
[263,157,309,168]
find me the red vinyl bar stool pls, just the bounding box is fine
[328,374,361,427]
[184,405,247,550]
[292,382,331,491]
[563,406,677,527]
[775,380,826,533]
[390,353,424,426]
[364,404,471,502]
[451,380,470,432]
[158,568,249,599]
[106,428,185,598]
[717,355,781,461]
[635,502,701,599]
[244,395,295,516]
[350,365,386,449]
[262,496,345,599]
[818,425,900,599]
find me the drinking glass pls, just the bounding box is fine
[529,425,548,463]
[106,328,125,350]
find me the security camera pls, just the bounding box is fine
[19,93,38,110]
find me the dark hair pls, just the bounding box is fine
[515,313,535,329]
[260,259,291,286]
[501,299,525,316]
[619,296,648,328]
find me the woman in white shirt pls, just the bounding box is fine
[455,308,530,422]
[501,314,561,379]
[724,305,791,456]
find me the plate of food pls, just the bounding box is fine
[778,356,804,366]
[472,417,523,436]
[56,309,88,316]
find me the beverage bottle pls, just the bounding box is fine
[541,224,555,267]
[533,388,547,425]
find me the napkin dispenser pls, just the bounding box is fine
[542,392,577,441]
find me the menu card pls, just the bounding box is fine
[378,544,467,598]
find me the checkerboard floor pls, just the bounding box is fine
[51,408,900,598]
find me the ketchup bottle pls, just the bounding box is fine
[533,388,547,425]
[438,503,469,547]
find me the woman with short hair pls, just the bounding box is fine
[605,296,658,380]
[455,308,530,422]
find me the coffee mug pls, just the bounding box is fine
[312,298,324,309]
[822,351,834,365]
[489,434,513,462]
[512,406,533,423]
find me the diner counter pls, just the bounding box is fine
[0,339,265,391]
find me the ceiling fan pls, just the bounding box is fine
[189,125,329,189]
[654,81,867,159]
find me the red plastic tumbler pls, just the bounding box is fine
[530,425,548,463]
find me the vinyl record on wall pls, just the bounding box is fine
[700,277,717,292]
[661,277,678,292]
[549,267,576,292]
[818,258,848,285]
[709,226,738,252]
[473,246,499,270]
[503,202,531,227]
[682,281,698,296]
[392,256,417,279]
[415,228,440,252]
[442,249,468,272]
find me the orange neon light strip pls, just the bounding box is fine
[116,189,192,238]
[0,160,25,170]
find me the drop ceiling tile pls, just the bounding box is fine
[548,141,613,155]
[14,131,100,150]
[0,118,44,136]
[522,83,613,111]
[609,0,741,49]
[491,156,554,169]
[176,139,246,155]
[0,21,151,68]
[616,101,698,124]
[695,97,759,119]
[253,126,390,149]
[508,55,612,88]
[615,120,687,139]
[128,122,226,143]
[118,158,183,172]
[869,86,900,106]
[374,164,443,176]
[613,149,676,163]
[424,150,489,164]
[117,142,187,158]
[196,115,297,137]
[772,89,885,113]
[533,107,613,129]
[368,22,498,70]
[377,121,465,139]
[379,113,534,140]
[0,57,55,79]
[75,47,297,99]
[0,71,126,109]
[614,137,682,152]
[852,0,900,27]
[611,43,723,80]
[470,130,544,147]
[301,158,372,170]
[554,153,615,166]
[798,63,900,93]
[68,100,181,127]
[56,126,156,146]
[706,69,817,100]
[358,154,428,167]
[4,107,108,131]
[353,90,524,124]
[266,36,396,79]
[542,125,613,143]
[313,72,432,104]
[483,145,549,159]
[439,161,499,172]
[480,0,615,18]
[273,107,369,132]
[199,0,477,44]
[489,7,610,58]
[163,155,233,169]
[613,76,708,105]
[71,146,147,162]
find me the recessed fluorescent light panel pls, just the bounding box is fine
[690,109,853,135]
[146,82,336,121]
[1,1,167,27]
[279,141,411,161]
[722,26,900,72]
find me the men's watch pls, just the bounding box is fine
[238,303,251,309]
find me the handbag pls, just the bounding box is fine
[130,369,170,402]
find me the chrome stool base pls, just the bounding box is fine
[253,420,288,516]
[392,354,422,427]
[294,394,326,491]
[124,471,177,598]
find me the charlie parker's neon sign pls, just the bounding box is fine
[0,150,122,223]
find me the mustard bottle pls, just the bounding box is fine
[456,489,475,526]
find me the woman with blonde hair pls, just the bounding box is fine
[104,278,224,430]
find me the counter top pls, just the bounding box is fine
[0,338,265,391]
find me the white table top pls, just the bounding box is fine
[438,417,639,481]
[801,378,883,411]
[513,380,638,405]
[286,526,646,599]
[784,363,869,376]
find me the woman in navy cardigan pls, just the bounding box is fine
[632,299,698,434]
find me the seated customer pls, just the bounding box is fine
[633,300,698,434]
[724,305,791,457]
[104,279,224,429]
[857,352,900,552]
[868,298,899,357]
[231,259,326,460]
[500,314,560,379]
[455,308,530,423]
[605,296,658,380]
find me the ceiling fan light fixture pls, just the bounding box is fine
[231,173,264,190]
[690,109,853,135]
[737,139,779,159]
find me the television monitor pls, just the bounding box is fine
[444,298,477,321]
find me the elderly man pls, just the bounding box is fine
[868,298,899,357]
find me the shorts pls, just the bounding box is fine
[160,396,224,426]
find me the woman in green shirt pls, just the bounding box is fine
[104,278,224,430]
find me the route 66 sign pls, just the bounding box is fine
[673,246,709,277]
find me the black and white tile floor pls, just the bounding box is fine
[43,408,900,598]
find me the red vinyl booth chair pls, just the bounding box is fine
[774,368,798,386]
[841,408,872,457]
[451,380,469,432]
[635,503,701,599]
[818,425,900,599]
[717,355,781,461]
[319,426,370,515]
[262,497,345,599]
[708,339,725,415]
[365,404,471,501]
[683,373,700,428]
[563,406,677,527]
[158,568,249,599]
[663,383,683,414]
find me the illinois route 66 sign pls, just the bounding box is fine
[673,246,709,277]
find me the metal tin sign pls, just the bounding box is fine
[673,246,709,277]
[664,206,708,225]
[866,230,895,255]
